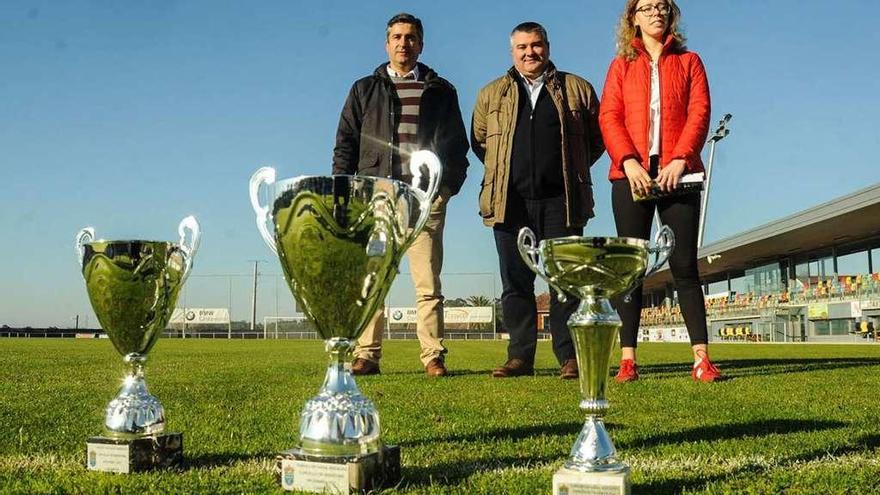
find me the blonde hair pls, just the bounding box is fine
[615,0,686,61]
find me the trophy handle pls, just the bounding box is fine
[622,224,675,303]
[516,227,569,303]
[249,166,278,255]
[408,150,443,235]
[646,224,675,278]
[177,215,201,283]
[75,227,95,268]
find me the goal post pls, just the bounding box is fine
[262,315,315,339]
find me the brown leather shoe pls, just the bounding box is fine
[350,358,380,376]
[491,358,534,378]
[560,359,579,380]
[425,358,448,377]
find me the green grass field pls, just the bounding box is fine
[1,339,879,494]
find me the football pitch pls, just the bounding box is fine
[1,339,879,494]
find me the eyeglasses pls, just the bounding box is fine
[635,3,670,16]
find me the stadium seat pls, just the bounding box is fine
[847,320,875,339]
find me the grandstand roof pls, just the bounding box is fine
[643,182,880,291]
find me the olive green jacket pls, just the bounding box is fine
[470,63,605,228]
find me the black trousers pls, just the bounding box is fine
[493,195,581,365]
[611,171,708,348]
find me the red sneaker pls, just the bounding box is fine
[614,359,639,383]
[692,358,723,382]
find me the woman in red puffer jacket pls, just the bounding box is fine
[600,0,722,383]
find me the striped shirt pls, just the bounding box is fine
[388,65,424,181]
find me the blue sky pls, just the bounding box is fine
[3,1,880,328]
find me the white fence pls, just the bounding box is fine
[0,331,76,338]
[169,271,497,327]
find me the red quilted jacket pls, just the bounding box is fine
[600,36,711,181]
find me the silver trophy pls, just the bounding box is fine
[249,151,441,492]
[518,226,673,495]
[76,216,200,473]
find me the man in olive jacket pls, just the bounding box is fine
[332,13,469,377]
[471,22,604,379]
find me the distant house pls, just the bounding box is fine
[536,292,550,333]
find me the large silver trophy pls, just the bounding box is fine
[518,226,673,495]
[75,215,200,473]
[249,151,440,493]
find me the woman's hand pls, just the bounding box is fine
[656,159,687,192]
[623,159,652,197]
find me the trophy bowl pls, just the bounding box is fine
[518,226,673,488]
[76,216,200,438]
[250,151,441,459]
[537,236,654,299]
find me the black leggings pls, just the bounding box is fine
[610,176,708,348]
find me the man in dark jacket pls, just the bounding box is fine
[471,22,605,379]
[332,12,469,377]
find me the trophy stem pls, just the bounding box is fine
[104,353,166,438]
[125,353,147,380]
[298,338,381,456]
[566,295,626,472]
[320,338,362,396]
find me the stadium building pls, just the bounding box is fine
[640,182,880,344]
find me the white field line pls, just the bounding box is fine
[3,451,878,476]
[0,453,275,473]
[629,451,880,474]
[484,451,880,476]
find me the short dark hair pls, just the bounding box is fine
[510,21,549,44]
[387,13,424,42]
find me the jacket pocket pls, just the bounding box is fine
[565,109,585,136]
[487,107,503,135]
[478,164,496,218]
[357,149,381,177]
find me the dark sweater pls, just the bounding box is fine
[509,81,564,200]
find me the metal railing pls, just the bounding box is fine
[0,331,76,338]
[0,330,506,340]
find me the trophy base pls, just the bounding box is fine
[86,432,183,473]
[275,445,401,493]
[553,466,631,495]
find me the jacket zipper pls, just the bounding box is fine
[551,79,571,228]
[502,80,517,224]
[530,88,536,199]
[388,90,395,179]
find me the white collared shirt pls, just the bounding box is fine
[387,64,420,80]
[648,59,661,157]
[517,71,545,109]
